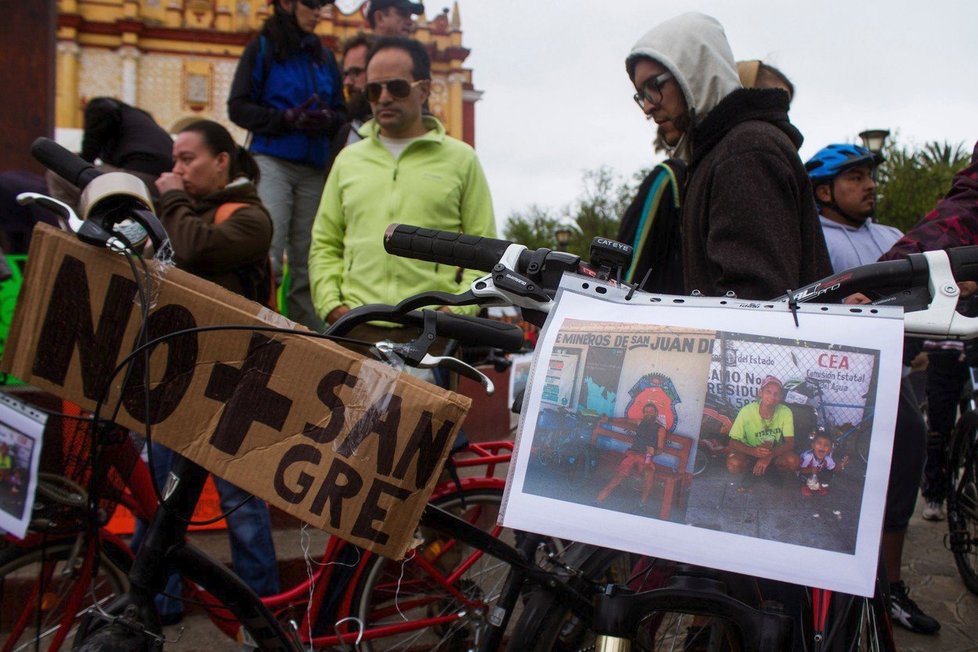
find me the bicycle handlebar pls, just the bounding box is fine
[784,246,978,304]
[329,306,524,353]
[384,224,526,273]
[32,137,101,190]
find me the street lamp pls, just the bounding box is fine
[858,129,890,155]
[554,227,573,251]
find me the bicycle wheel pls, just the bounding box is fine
[0,536,131,652]
[947,424,978,594]
[351,488,556,651]
[812,575,895,652]
[509,542,635,651]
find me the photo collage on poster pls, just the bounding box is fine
[502,287,903,595]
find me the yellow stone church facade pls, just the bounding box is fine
[55,0,480,146]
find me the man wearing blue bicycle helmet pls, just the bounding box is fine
[807,143,940,636]
[805,144,902,273]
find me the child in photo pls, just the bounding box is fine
[798,431,847,496]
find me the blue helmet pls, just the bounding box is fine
[804,144,882,185]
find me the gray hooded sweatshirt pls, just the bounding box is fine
[626,13,831,299]
[626,13,741,163]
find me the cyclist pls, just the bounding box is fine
[806,143,940,635]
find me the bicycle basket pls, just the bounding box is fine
[31,396,139,532]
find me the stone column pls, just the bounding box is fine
[446,72,464,140]
[56,40,81,128]
[118,46,141,106]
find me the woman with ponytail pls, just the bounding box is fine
[155,120,274,304]
[150,119,280,621]
[228,0,344,331]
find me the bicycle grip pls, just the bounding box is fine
[432,312,524,352]
[384,224,515,273]
[947,246,978,283]
[31,137,101,190]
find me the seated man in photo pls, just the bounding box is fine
[726,376,799,488]
[596,402,667,507]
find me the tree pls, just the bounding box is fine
[503,166,639,258]
[876,140,970,233]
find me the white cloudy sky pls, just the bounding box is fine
[432,0,977,227]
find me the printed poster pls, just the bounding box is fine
[0,393,46,538]
[502,280,904,597]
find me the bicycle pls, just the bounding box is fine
[380,222,978,650]
[944,364,978,594]
[16,137,977,651]
[0,390,521,652]
[13,141,770,652]
[5,140,558,652]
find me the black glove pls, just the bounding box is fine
[283,96,317,130]
[294,107,343,136]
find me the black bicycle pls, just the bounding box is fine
[945,365,978,594]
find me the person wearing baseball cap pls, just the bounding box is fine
[726,374,799,486]
[366,0,424,36]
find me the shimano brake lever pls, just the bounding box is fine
[17,192,84,233]
[374,342,495,395]
[417,354,495,394]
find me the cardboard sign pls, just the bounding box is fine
[502,278,904,597]
[1,224,471,558]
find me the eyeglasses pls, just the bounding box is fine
[343,67,365,79]
[365,79,425,103]
[632,72,674,109]
[299,0,328,9]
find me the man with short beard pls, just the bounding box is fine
[806,143,940,636]
[805,144,901,272]
[330,33,375,156]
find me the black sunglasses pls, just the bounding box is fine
[365,79,425,103]
[299,0,329,9]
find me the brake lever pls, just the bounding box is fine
[374,342,495,394]
[417,354,495,395]
[17,192,83,233]
[17,192,129,252]
[903,249,978,340]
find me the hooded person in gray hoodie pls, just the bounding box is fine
[626,13,831,300]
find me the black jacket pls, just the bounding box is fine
[682,88,832,300]
[80,98,174,178]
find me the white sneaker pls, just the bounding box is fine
[922,501,945,521]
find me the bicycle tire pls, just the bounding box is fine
[508,542,634,651]
[350,488,555,651]
[811,571,896,652]
[947,421,978,594]
[0,536,131,652]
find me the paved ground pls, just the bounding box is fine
[893,499,978,651]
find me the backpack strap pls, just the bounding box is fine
[215,202,250,224]
[213,202,278,311]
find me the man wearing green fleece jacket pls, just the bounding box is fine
[309,36,495,329]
